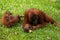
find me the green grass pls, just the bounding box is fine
[0,0,60,40]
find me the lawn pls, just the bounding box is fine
[0,0,60,40]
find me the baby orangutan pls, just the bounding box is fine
[23,8,60,33]
[2,11,20,27]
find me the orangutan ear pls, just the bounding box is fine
[4,16,9,21]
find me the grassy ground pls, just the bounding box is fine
[0,0,60,40]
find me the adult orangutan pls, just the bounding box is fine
[23,8,60,32]
[2,11,20,27]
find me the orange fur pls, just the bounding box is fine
[2,11,20,27]
[23,8,60,32]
